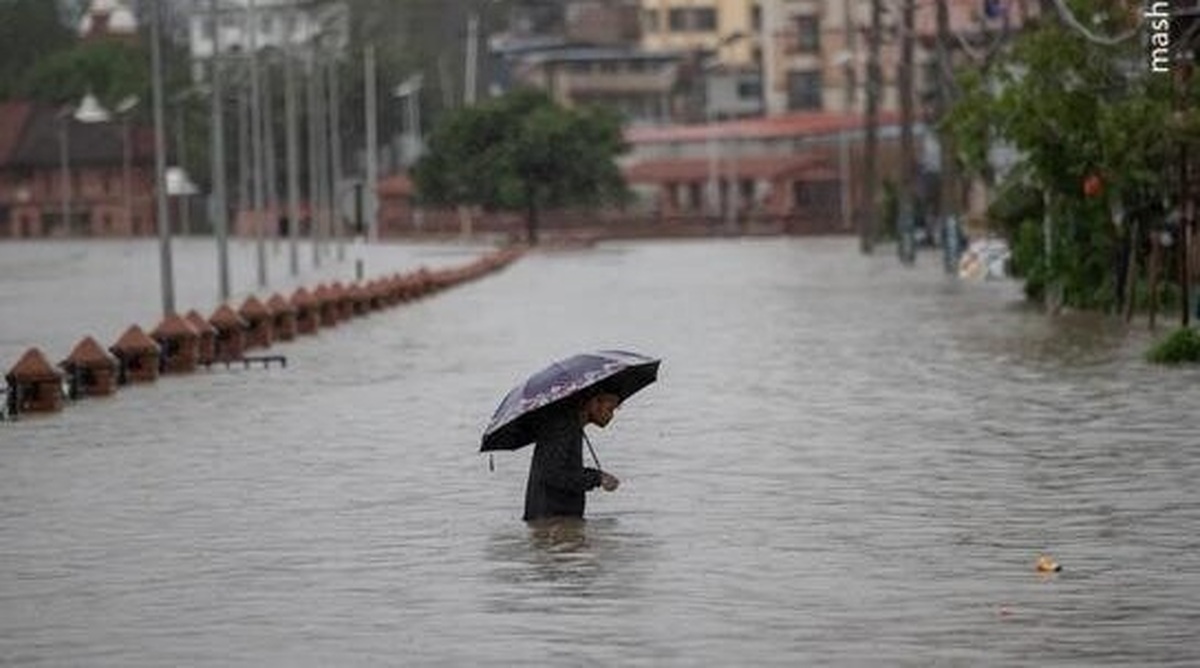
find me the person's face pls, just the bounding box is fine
[585,393,621,427]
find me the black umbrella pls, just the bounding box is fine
[481,350,661,453]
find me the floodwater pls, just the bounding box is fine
[1,237,1198,666]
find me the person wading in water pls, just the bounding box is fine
[522,391,621,522]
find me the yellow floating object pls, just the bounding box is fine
[1036,555,1061,573]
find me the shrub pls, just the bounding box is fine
[1146,327,1200,365]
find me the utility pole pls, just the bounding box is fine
[1177,56,1193,327]
[935,0,961,274]
[838,0,857,233]
[364,44,379,244]
[465,11,479,106]
[248,0,267,288]
[263,52,279,253]
[328,57,345,260]
[862,0,882,254]
[209,0,230,302]
[284,8,301,277]
[307,46,323,267]
[897,0,916,265]
[150,0,176,316]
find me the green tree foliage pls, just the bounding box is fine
[20,40,150,108]
[1146,327,1200,364]
[0,0,73,100]
[413,89,628,244]
[945,0,1199,311]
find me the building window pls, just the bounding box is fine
[643,8,659,33]
[751,4,762,30]
[694,7,717,31]
[669,7,717,32]
[787,70,823,110]
[668,8,688,31]
[794,16,820,53]
[737,79,762,100]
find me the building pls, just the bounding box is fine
[0,100,157,239]
[492,1,699,125]
[510,47,687,125]
[78,0,138,43]
[636,0,765,120]
[762,0,1040,115]
[186,0,348,83]
[639,0,763,67]
[622,110,911,229]
[634,0,1038,116]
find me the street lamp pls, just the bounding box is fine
[702,32,748,223]
[113,95,140,234]
[58,93,112,235]
[392,73,424,167]
[833,49,856,234]
[393,73,426,234]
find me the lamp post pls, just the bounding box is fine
[208,0,231,302]
[284,7,302,276]
[702,32,747,223]
[392,73,424,238]
[113,96,139,235]
[150,0,176,316]
[247,0,268,289]
[363,45,377,244]
[58,93,112,236]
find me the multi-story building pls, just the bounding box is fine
[186,0,348,83]
[769,0,1040,115]
[636,0,1037,116]
[492,0,700,125]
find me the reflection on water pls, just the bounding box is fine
[485,517,656,615]
[2,237,1199,666]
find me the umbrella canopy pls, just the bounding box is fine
[481,350,660,452]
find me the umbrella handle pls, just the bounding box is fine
[582,430,603,472]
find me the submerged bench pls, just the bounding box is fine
[201,354,288,370]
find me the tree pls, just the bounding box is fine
[0,0,73,101]
[412,89,628,244]
[20,40,150,108]
[945,0,1199,310]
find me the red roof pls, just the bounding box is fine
[111,325,159,354]
[379,173,415,197]
[63,336,117,368]
[0,101,34,166]
[290,287,315,308]
[210,304,247,329]
[266,293,296,314]
[624,154,835,183]
[239,295,272,319]
[152,313,199,339]
[6,347,61,382]
[185,310,217,335]
[625,110,907,145]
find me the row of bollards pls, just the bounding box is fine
[3,247,524,420]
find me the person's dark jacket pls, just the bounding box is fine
[523,406,602,521]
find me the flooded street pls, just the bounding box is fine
[2,237,1198,665]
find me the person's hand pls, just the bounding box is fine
[600,471,620,492]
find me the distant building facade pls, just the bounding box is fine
[492,0,698,125]
[186,0,348,83]
[78,0,139,44]
[0,102,157,239]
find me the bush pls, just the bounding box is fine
[1146,327,1200,365]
